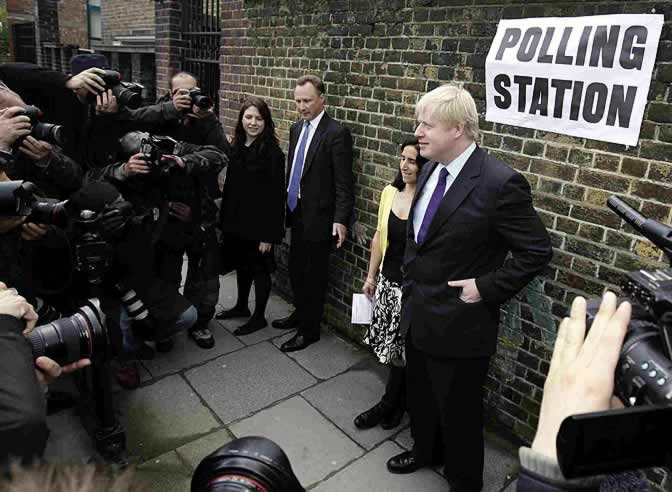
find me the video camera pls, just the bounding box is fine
[187,89,213,110]
[140,134,179,176]
[556,196,672,478]
[92,70,143,109]
[192,436,304,492]
[16,105,65,147]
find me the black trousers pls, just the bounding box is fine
[288,206,331,338]
[381,365,406,411]
[406,333,490,492]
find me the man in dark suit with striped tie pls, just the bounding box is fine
[385,84,552,491]
[272,75,354,352]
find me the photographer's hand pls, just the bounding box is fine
[188,105,214,120]
[0,282,38,333]
[168,201,192,222]
[95,89,119,114]
[34,356,90,385]
[21,222,49,241]
[123,153,151,176]
[0,216,25,234]
[65,67,106,97]
[0,107,32,150]
[161,154,185,169]
[172,89,192,112]
[19,136,52,161]
[531,292,630,463]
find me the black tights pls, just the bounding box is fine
[235,268,271,319]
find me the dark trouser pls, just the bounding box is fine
[406,333,490,492]
[288,208,331,339]
[381,365,406,411]
[183,228,220,326]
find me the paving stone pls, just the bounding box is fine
[176,428,235,470]
[394,427,413,450]
[230,396,363,487]
[142,321,244,378]
[110,360,153,393]
[117,375,220,460]
[136,451,192,492]
[216,316,289,346]
[185,342,317,424]
[312,441,447,492]
[272,330,369,380]
[302,362,408,449]
[44,409,98,463]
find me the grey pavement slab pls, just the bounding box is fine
[136,451,192,492]
[185,342,317,424]
[176,428,235,470]
[117,375,220,460]
[394,427,413,450]
[142,321,244,378]
[44,409,98,464]
[230,396,363,487]
[273,330,369,380]
[302,361,408,450]
[111,360,153,393]
[312,440,447,492]
[216,315,290,346]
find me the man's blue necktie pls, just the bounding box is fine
[417,167,449,244]
[287,121,311,212]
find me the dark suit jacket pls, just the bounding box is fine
[286,112,354,241]
[401,145,552,358]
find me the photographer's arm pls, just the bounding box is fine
[0,63,71,93]
[174,143,228,176]
[114,101,181,133]
[36,144,84,196]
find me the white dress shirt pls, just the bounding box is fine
[287,110,326,197]
[412,142,477,241]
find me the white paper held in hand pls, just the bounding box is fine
[351,293,373,324]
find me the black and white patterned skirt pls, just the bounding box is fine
[363,272,404,365]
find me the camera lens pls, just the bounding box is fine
[191,437,303,492]
[111,85,142,109]
[28,200,69,227]
[28,300,107,366]
[33,122,65,146]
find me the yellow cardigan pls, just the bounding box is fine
[376,185,398,266]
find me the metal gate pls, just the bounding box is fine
[182,0,221,112]
[12,23,37,63]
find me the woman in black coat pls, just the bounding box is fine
[217,97,286,335]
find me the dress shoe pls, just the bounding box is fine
[381,408,404,430]
[155,337,174,353]
[272,312,300,330]
[387,451,424,474]
[189,326,215,349]
[354,401,390,429]
[280,333,319,352]
[234,316,267,336]
[215,305,251,320]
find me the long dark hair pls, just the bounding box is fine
[233,96,279,153]
[391,139,428,191]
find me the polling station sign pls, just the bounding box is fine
[485,14,663,146]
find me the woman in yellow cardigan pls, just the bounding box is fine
[355,139,427,431]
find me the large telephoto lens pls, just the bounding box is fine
[27,299,107,366]
[191,437,304,492]
[111,84,142,109]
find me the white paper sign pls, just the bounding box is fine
[351,294,373,324]
[485,14,663,146]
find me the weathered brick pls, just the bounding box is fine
[621,158,649,177]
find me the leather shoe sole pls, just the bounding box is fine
[386,451,423,474]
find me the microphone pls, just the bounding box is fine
[607,196,672,261]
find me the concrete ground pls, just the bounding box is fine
[44,272,519,491]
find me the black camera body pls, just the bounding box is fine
[72,209,114,285]
[140,134,178,176]
[187,88,213,109]
[16,105,65,147]
[95,70,143,109]
[0,180,69,227]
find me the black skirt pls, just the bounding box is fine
[221,233,276,275]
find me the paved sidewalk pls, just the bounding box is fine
[45,273,519,491]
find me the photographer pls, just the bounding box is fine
[517,292,647,491]
[0,282,89,467]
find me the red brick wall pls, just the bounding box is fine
[7,0,32,16]
[102,0,155,43]
[58,0,88,48]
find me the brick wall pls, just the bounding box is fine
[58,0,88,48]
[217,1,672,489]
[7,0,32,15]
[154,0,181,96]
[101,0,155,43]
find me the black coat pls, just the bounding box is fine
[220,140,286,244]
[286,112,354,241]
[400,146,553,358]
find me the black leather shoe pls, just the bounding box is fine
[272,312,300,330]
[381,408,404,430]
[215,305,250,320]
[234,316,267,336]
[280,333,319,352]
[354,401,390,429]
[387,451,423,474]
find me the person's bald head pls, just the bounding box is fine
[170,72,198,95]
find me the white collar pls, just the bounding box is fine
[304,110,326,130]
[439,141,476,177]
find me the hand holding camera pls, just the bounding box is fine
[0,107,32,150]
[65,67,107,97]
[21,222,49,241]
[123,153,150,176]
[169,201,192,223]
[18,135,52,162]
[0,282,38,333]
[95,89,119,115]
[173,88,193,112]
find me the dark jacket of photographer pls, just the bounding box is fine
[0,63,124,171]
[0,314,49,467]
